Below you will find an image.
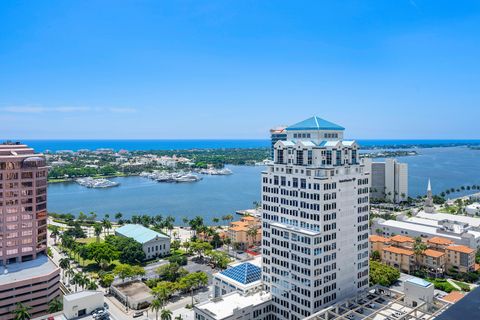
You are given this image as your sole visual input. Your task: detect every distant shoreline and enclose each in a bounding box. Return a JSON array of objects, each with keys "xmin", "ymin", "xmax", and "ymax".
[{"xmin": 4, "ymin": 139, "xmax": 480, "ymax": 153}]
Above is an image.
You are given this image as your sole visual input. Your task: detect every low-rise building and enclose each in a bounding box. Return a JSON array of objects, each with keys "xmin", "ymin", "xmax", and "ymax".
[
  {"xmin": 466, "ymin": 203, "xmax": 480, "ymax": 216},
  {"xmin": 403, "ymin": 278, "xmax": 435, "ymax": 312},
  {"xmin": 115, "ymin": 224, "xmax": 170, "ymax": 259},
  {"xmin": 213, "ymin": 261, "xmax": 262, "ymax": 298},
  {"xmin": 382, "ymin": 246, "xmax": 415, "ymax": 273},
  {"xmin": 371, "ymin": 214, "xmax": 480, "ymax": 249},
  {"xmin": 370, "ymin": 234, "xmax": 476, "ymax": 276},
  {"xmin": 63, "ymin": 291, "xmax": 104, "ymax": 319},
  {"xmin": 369, "ymin": 235, "xmax": 390, "ymax": 254},
  {"xmin": 194, "ymin": 291, "xmax": 273, "ymax": 320},
  {"xmin": 227, "ymin": 216, "xmax": 261, "ymax": 249},
  {"xmin": 445, "ymin": 245, "xmax": 476, "ymax": 273}
]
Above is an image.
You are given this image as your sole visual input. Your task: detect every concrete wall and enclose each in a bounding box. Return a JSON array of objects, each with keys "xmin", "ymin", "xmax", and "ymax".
[{"xmin": 63, "ymin": 291, "xmax": 104, "ymax": 319}]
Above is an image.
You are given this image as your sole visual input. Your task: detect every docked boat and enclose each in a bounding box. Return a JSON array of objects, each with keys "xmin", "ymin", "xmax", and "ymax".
[{"xmin": 75, "ymin": 177, "xmax": 119, "ymax": 188}]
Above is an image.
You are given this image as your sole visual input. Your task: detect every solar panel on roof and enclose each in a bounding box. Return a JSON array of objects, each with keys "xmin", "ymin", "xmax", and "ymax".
[{"xmin": 220, "ymin": 263, "xmax": 261, "ymax": 285}]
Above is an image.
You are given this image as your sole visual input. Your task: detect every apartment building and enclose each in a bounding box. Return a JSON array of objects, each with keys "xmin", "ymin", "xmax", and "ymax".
[
  {"xmin": 363, "ymin": 158, "xmax": 408, "ymax": 203},
  {"xmin": 262, "ymin": 116, "xmax": 370, "ymax": 320},
  {"xmin": 0, "ymin": 143, "xmax": 60, "ymax": 319},
  {"xmin": 445, "ymin": 245, "xmax": 476, "ymax": 273},
  {"xmin": 370, "ymin": 234, "xmax": 477, "ymax": 276},
  {"xmin": 227, "ymin": 216, "xmax": 261, "ymax": 249},
  {"xmin": 381, "ymin": 246, "xmax": 415, "ymax": 273}
]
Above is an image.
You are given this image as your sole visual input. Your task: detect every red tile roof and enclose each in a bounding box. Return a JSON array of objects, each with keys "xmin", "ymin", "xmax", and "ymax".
[{"xmin": 390, "ymin": 235, "xmax": 414, "ymax": 243}]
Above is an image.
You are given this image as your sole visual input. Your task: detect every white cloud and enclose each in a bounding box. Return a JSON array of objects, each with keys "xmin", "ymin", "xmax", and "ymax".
[
  {"xmin": 2, "ymin": 106, "xmax": 47, "ymax": 113},
  {"xmin": 109, "ymin": 107, "xmax": 137, "ymax": 113},
  {"xmin": 1, "ymin": 106, "xmax": 137, "ymax": 114},
  {"xmin": 1, "ymin": 106, "xmax": 91, "ymax": 113},
  {"xmin": 55, "ymin": 106, "xmax": 91, "ymax": 112}
]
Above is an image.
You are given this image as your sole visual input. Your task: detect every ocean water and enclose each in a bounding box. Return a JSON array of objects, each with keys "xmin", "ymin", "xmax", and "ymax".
[
  {"xmin": 9, "ymin": 139, "xmax": 480, "ymax": 152},
  {"xmin": 46, "ymin": 147, "xmax": 480, "ymax": 223}
]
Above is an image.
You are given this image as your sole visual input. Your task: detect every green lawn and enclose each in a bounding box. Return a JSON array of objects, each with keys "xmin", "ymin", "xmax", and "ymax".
[
  {"xmin": 426, "ymin": 278, "xmax": 456, "ymax": 293},
  {"xmin": 452, "ymin": 280, "xmax": 471, "ymax": 291},
  {"xmin": 75, "ymin": 237, "xmax": 97, "ymax": 244},
  {"xmin": 438, "ymin": 206, "xmax": 460, "ymax": 214}
]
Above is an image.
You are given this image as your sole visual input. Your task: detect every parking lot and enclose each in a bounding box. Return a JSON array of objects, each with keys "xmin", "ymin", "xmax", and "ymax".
[{"xmin": 305, "ymin": 286, "xmax": 451, "ymax": 320}]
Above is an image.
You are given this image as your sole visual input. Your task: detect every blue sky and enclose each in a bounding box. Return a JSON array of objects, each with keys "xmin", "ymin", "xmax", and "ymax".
[{"xmin": 1, "ymin": 1, "xmax": 480, "ymax": 139}]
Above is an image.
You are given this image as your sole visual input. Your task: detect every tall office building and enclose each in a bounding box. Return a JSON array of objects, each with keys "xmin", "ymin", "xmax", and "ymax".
[
  {"xmin": 0, "ymin": 143, "xmax": 60, "ymax": 319},
  {"xmin": 270, "ymin": 127, "xmax": 287, "ymax": 160},
  {"xmin": 364, "ymin": 158, "xmax": 408, "ymax": 203},
  {"xmin": 262, "ymin": 117, "xmax": 370, "ymax": 320}
]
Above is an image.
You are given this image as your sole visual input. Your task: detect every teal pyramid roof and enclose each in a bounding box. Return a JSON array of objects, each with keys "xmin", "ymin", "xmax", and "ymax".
[{"xmin": 286, "ymin": 116, "xmax": 344, "ymax": 131}]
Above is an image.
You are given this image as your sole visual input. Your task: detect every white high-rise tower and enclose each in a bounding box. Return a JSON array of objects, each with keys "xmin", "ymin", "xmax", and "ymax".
[{"xmin": 261, "ymin": 117, "xmax": 370, "ymax": 320}]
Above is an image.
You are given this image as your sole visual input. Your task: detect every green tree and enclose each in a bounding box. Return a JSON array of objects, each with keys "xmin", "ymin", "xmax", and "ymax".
[
  {"xmin": 59, "ymin": 258, "xmax": 70, "ymax": 279},
  {"xmin": 190, "ymin": 241, "xmax": 212, "ymax": 260},
  {"xmin": 207, "ymin": 250, "xmax": 231, "ymax": 269},
  {"xmin": 100, "ymin": 273, "xmax": 115, "ymax": 288},
  {"xmin": 86, "ymin": 242, "xmax": 117, "ymax": 268},
  {"xmin": 177, "ymin": 272, "xmax": 208, "ymax": 305},
  {"xmin": 13, "ymin": 303, "xmax": 31, "ymax": 320},
  {"xmin": 50, "ymin": 225, "xmax": 61, "ymax": 245},
  {"xmin": 48, "ymin": 298, "xmax": 63, "ymax": 313},
  {"xmin": 370, "ymin": 261, "xmax": 400, "ymax": 286},
  {"xmin": 114, "ymin": 264, "xmax": 145, "ymax": 282},
  {"xmin": 87, "ymin": 280, "xmax": 98, "ymax": 290},
  {"xmin": 156, "ymin": 263, "xmax": 187, "ymax": 282},
  {"xmin": 371, "ymin": 250, "xmax": 381, "ymax": 261},
  {"xmin": 102, "ymin": 218, "xmax": 112, "ymax": 237},
  {"xmin": 93, "ymin": 223, "xmax": 103, "ymax": 242},
  {"xmin": 160, "ymin": 309, "xmax": 173, "ymax": 320},
  {"xmin": 150, "ymin": 298, "xmax": 162, "ymax": 320},
  {"xmin": 105, "ymin": 235, "xmax": 145, "ymax": 264}
]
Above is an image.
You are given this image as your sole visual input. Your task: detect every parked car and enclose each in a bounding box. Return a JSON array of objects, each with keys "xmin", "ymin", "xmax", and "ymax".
[{"xmin": 133, "ymin": 311, "xmax": 144, "ymax": 318}]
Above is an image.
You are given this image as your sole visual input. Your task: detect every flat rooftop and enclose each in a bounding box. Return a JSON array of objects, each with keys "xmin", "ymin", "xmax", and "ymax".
[
  {"xmin": 0, "ymin": 255, "xmax": 58, "ymax": 285},
  {"xmin": 305, "ymin": 286, "xmax": 451, "ymax": 320},
  {"xmin": 114, "ymin": 281, "xmax": 152, "ymax": 301},
  {"xmin": 195, "ymin": 291, "xmax": 271, "ymax": 319},
  {"xmin": 417, "ymin": 212, "xmax": 480, "ymax": 228},
  {"xmin": 271, "ymin": 222, "xmax": 321, "ymax": 236},
  {"xmin": 378, "ymin": 220, "xmax": 463, "ymax": 241}
]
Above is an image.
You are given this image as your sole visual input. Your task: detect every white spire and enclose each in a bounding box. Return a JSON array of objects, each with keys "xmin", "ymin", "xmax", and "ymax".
[{"xmin": 427, "ymin": 179, "xmax": 431, "ymax": 192}]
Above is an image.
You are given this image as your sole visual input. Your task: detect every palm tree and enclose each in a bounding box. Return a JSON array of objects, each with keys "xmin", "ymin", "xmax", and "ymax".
[
  {"xmin": 189, "ymin": 216, "xmax": 204, "ymax": 239},
  {"xmin": 59, "ymin": 258, "xmax": 70, "ymax": 280},
  {"xmin": 212, "ymin": 217, "xmax": 220, "ymax": 225},
  {"xmin": 93, "ymin": 223, "xmax": 103, "ymax": 242},
  {"xmin": 115, "ymin": 212, "xmax": 123, "ymax": 221},
  {"xmin": 182, "ymin": 217, "xmax": 189, "ymax": 225},
  {"xmin": 72, "ymin": 273, "xmax": 83, "ymax": 292},
  {"xmin": 80, "ymin": 273, "xmax": 90, "ymax": 290},
  {"xmin": 50, "ymin": 226, "xmax": 61, "ymax": 245},
  {"xmin": 150, "ymin": 298, "xmax": 162, "ymax": 320},
  {"xmin": 87, "ymin": 280, "xmax": 98, "ymax": 290},
  {"xmin": 102, "ymin": 218, "xmax": 112, "ymax": 237},
  {"xmin": 13, "ymin": 303, "xmax": 31, "ymax": 320},
  {"xmin": 65, "ymin": 267, "xmax": 75, "ymax": 284},
  {"xmin": 160, "ymin": 309, "xmax": 172, "ymax": 320},
  {"xmin": 48, "ymin": 298, "xmax": 63, "ymax": 313},
  {"xmin": 246, "ymin": 226, "xmax": 259, "ymax": 247},
  {"xmin": 413, "ymin": 237, "xmax": 427, "ymax": 269}
]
